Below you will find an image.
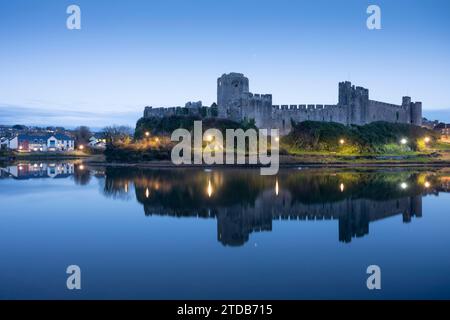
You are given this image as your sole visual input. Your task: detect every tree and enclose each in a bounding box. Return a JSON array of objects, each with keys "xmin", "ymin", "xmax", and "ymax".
[
  {"xmin": 102, "ymin": 125, "xmax": 134, "ymax": 143},
  {"xmin": 210, "ymin": 103, "xmax": 218, "ymax": 117},
  {"xmin": 12, "ymin": 124, "xmax": 27, "ymax": 130},
  {"xmin": 73, "ymin": 126, "xmax": 92, "ymax": 145}
]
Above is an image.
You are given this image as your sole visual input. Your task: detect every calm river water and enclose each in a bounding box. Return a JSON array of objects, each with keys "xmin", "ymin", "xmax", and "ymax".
[{"xmin": 1, "ymin": 162, "xmax": 449, "ymax": 299}]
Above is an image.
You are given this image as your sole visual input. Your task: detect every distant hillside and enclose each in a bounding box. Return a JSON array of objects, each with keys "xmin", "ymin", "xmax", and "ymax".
[{"xmin": 282, "ymin": 121, "xmax": 439, "ymax": 154}]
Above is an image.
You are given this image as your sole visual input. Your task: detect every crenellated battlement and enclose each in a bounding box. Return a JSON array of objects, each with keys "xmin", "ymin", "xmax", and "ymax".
[
  {"xmin": 272, "ymin": 104, "xmax": 339, "ymax": 111},
  {"xmin": 143, "ymin": 73, "xmax": 423, "ymax": 135},
  {"xmin": 144, "ymin": 101, "xmax": 209, "ymax": 119}
]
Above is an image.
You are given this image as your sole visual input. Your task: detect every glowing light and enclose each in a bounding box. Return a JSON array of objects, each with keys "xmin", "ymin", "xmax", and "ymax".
[
  {"xmin": 145, "ymin": 132, "xmax": 150, "ymax": 137},
  {"xmin": 206, "ymin": 135, "xmax": 213, "ymax": 142},
  {"xmin": 79, "ymin": 165, "xmax": 85, "ymax": 170},
  {"xmin": 19, "ymin": 146, "xmax": 23, "ymax": 150},
  {"xmin": 424, "ymin": 181, "xmax": 431, "ymax": 188},
  {"xmin": 275, "ymin": 137, "xmax": 280, "ymax": 142},
  {"xmin": 33, "ymin": 164, "xmax": 38, "ymax": 168},
  {"xmin": 400, "ymin": 138, "xmax": 408, "ymax": 145},
  {"xmin": 339, "ymin": 139, "xmax": 345, "ymax": 145},
  {"xmin": 340, "ymin": 183, "xmax": 345, "ymax": 192},
  {"xmin": 124, "ymin": 184, "xmax": 128, "ymax": 193},
  {"xmin": 154, "ymin": 137, "xmax": 160, "ymax": 143},
  {"xmin": 424, "ymin": 137, "xmax": 431, "ymax": 143},
  {"xmin": 79, "ymin": 145, "xmax": 85, "ymax": 150},
  {"xmin": 275, "ymin": 179, "xmax": 279, "ymax": 196},
  {"xmin": 207, "ymin": 179, "xmax": 213, "ymax": 198},
  {"xmin": 145, "ymin": 188, "xmax": 150, "ymax": 198},
  {"xmin": 18, "ymin": 166, "xmax": 23, "ymax": 171},
  {"xmin": 400, "ymin": 182, "xmax": 408, "ymax": 190}
]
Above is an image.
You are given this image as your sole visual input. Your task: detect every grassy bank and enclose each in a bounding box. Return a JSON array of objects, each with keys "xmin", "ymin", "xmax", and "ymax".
[{"xmin": 5, "ymin": 150, "xmax": 91, "ymax": 161}]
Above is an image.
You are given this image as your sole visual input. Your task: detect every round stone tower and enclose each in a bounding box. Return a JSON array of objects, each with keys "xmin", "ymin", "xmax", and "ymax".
[
  {"xmin": 410, "ymin": 102, "xmax": 422, "ymax": 126},
  {"xmin": 217, "ymin": 73, "xmax": 249, "ymax": 118}
]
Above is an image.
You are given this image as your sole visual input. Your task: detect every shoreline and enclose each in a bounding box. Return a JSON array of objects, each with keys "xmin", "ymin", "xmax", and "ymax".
[
  {"xmin": 3, "ymin": 153, "xmax": 450, "ymax": 169},
  {"xmin": 84, "ymin": 159, "xmax": 450, "ymax": 169}
]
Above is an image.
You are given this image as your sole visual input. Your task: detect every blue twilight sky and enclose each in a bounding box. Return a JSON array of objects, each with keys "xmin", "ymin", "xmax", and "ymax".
[{"xmin": 0, "ymin": 0, "xmax": 450, "ymax": 128}]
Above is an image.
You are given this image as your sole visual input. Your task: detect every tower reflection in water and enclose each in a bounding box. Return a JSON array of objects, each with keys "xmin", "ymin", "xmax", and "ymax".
[{"xmin": 100, "ymin": 167, "xmax": 448, "ymax": 246}]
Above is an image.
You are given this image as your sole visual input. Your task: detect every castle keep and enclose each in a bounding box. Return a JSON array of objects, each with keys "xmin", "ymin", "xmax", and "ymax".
[{"xmin": 144, "ymin": 72, "xmax": 422, "ymax": 135}]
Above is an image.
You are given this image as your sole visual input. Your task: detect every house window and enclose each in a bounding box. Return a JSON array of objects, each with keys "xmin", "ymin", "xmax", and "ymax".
[{"xmin": 49, "ymin": 140, "xmax": 56, "ymax": 147}]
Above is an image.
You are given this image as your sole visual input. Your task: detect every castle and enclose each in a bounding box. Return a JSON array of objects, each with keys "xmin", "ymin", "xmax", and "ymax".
[{"xmin": 144, "ymin": 72, "xmax": 422, "ymax": 135}]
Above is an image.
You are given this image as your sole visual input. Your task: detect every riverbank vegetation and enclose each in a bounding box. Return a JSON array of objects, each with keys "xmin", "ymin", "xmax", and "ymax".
[
  {"xmin": 282, "ymin": 121, "xmax": 440, "ymax": 155},
  {"xmin": 134, "ymin": 115, "xmax": 256, "ymax": 139},
  {"xmin": 103, "ymin": 118, "xmax": 449, "ymax": 164},
  {"xmin": 105, "ymin": 116, "xmax": 257, "ymax": 162}
]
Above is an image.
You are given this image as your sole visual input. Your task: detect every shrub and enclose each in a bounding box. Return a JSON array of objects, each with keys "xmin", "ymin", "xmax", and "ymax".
[{"xmin": 284, "ymin": 121, "xmax": 438, "ymax": 154}]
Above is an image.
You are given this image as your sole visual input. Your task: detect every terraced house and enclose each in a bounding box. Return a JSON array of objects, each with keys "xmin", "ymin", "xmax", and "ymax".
[{"xmin": 7, "ymin": 133, "xmax": 75, "ymax": 152}]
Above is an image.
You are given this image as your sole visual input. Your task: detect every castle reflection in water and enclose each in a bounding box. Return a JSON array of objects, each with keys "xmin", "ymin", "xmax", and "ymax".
[
  {"xmin": 98, "ymin": 167, "xmax": 449, "ymax": 246},
  {"xmin": 2, "ymin": 163, "xmax": 449, "ymax": 246}
]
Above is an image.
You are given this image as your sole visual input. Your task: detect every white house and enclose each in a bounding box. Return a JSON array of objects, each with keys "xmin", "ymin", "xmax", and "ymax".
[
  {"xmin": 88, "ymin": 135, "xmax": 106, "ymax": 149},
  {"xmin": 0, "ymin": 137, "xmax": 8, "ymax": 149},
  {"xmin": 8, "ymin": 133, "xmax": 75, "ymax": 152},
  {"xmin": 0, "ymin": 163, "xmax": 75, "ymax": 179}
]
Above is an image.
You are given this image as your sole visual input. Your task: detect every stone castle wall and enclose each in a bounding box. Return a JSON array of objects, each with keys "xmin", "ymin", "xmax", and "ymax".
[
  {"xmin": 216, "ymin": 74, "xmax": 422, "ymax": 135},
  {"xmin": 143, "ymin": 73, "xmax": 423, "ymax": 135}
]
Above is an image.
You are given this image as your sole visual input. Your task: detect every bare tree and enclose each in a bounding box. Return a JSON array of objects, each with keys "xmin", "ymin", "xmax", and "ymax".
[
  {"xmin": 73, "ymin": 126, "xmax": 92, "ymax": 145},
  {"xmin": 102, "ymin": 125, "xmax": 134, "ymax": 143}
]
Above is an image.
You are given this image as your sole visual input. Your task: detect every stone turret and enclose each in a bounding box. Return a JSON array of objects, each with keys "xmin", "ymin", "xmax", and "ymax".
[
  {"xmin": 217, "ymin": 73, "xmax": 273, "ymax": 125},
  {"xmin": 402, "ymin": 96, "xmax": 422, "ymax": 126},
  {"xmin": 338, "ymin": 81, "xmax": 369, "ymax": 125},
  {"xmin": 410, "ymin": 101, "xmax": 422, "ymax": 126},
  {"xmin": 338, "ymin": 81, "xmax": 352, "ymax": 106},
  {"xmin": 217, "ymin": 73, "xmax": 249, "ymax": 118},
  {"xmin": 402, "ymin": 96, "xmax": 412, "ymax": 107}
]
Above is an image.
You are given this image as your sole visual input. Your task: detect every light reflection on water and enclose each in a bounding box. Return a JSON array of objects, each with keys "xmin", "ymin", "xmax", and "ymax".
[{"xmin": 0, "ymin": 162, "xmax": 450, "ymax": 299}]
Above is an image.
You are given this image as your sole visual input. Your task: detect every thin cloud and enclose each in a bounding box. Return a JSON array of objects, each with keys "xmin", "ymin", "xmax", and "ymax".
[{"xmin": 0, "ymin": 104, "xmax": 141, "ymax": 130}]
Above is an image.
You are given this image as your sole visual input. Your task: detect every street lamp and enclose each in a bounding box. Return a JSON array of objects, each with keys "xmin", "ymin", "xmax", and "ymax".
[
  {"xmin": 339, "ymin": 139, "xmax": 345, "ymax": 145},
  {"xmin": 424, "ymin": 137, "xmax": 431, "ymax": 143},
  {"xmin": 78, "ymin": 145, "xmax": 84, "ymax": 150},
  {"xmin": 400, "ymin": 138, "xmax": 408, "ymax": 145},
  {"xmin": 145, "ymin": 131, "xmax": 150, "ymax": 138}
]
